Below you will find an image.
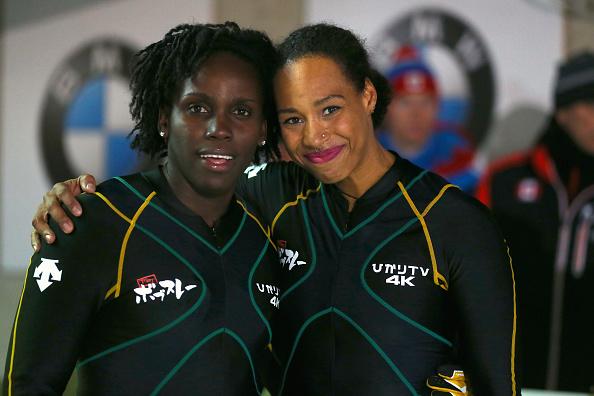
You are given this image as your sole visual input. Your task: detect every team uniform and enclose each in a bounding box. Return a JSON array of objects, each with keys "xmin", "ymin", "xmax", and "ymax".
[
  {"xmin": 239, "ymin": 154, "xmax": 519, "ymax": 395},
  {"xmin": 4, "ymin": 168, "xmax": 279, "ymax": 395},
  {"xmin": 477, "ymin": 121, "xmax": 594, "ymax": 392}
]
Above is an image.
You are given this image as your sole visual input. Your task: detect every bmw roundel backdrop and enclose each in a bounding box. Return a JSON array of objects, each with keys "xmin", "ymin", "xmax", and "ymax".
[
  {"xmin": 1, "ymin": 0, "xmax": 214, "ymax": 272},
  {"xmin": 1, "ymin": 0, "xmax": 562, "ymax": 272},
  {"xmin": 39, "ymin": 38, "xmax": 143, "ymax": 183}
]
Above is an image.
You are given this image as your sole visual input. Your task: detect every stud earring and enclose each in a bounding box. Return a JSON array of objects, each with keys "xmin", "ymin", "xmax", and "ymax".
[
  {"xmin": 259, "ymin": 140, "xmax": 266, "ymax": 147},
  {"xmin": 159, "ymin": 130, "xmax": 166, "ymax": 137}
]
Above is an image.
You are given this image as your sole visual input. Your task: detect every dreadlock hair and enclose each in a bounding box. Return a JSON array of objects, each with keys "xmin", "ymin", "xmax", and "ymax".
[
  {"xmin": 276, "ymin": 23, "xmax": 391, "ymax": 129},
  {"xmin": 128, "ymin": 21, "xmax": 280, "ymax": 163}
]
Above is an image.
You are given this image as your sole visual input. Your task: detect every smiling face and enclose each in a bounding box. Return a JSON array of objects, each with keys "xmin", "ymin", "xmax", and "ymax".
[
  {"xmin": 162, "ymin": 51, "xmax": 266, "ymax": 201},
  {"xmin": 274, "ymin": 55, "xmax": 377, "ymax": 184}
]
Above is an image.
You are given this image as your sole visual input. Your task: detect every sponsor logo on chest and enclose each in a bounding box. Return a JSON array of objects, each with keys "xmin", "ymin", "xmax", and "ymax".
[
  {"xmin": 134, "ymin": 274, "xmax": 197, "ymax": 304},
  {"xmin": 371, "ymin": 263, "xmax": 431, "ymax": 287},
  {"xmin": 277, "ymin": 240, "xmax": 307, "ymax": 271},
  {"xmin": 256, "ymin": 283, "xmax": 281, "ymax": 308}
]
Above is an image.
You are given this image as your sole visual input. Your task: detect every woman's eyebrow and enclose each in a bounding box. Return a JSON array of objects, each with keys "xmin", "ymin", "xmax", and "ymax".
[{"xmin": 314, "ymin": 94, "xmax": 344, "ymax": 107}]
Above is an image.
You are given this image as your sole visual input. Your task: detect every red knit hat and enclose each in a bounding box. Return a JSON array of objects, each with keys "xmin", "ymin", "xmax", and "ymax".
[{"xmin": 387, "ymin": 45, "xmax": 438, "ymax": 97}]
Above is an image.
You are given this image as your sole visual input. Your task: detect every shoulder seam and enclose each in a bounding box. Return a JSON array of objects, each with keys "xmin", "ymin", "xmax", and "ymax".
[
  {"xmin": 93, "ymin": 192, "xmax": 133, "ymax": 223},
  {"xmin": 270, "ymin": 183, "xmax": 322, "ymax": 236},
  {"xmin": 104, "ymin": 191, "xmax": 157, "ymax": 300},
  {"xmin": 422, "ymin": 184, "xmax": 458, "ymax": 217},
  {"xmin": 236, "ymin": 200, "xmax": 277, "ymax": 250}
]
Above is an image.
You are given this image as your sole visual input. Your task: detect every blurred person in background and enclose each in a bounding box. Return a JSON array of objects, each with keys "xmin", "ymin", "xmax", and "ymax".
[
  {"xmin": 377, "ymin": 46, "xmax": 478, "ymax": 194},
  {"xmin": 477, "ymin": 52, "xmax": 594, "ymax": 393}
]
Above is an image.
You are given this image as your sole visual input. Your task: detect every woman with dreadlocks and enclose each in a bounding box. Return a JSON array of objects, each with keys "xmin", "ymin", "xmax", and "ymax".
[{"xmin": 4, "ymin": 22, "xmax": 280, "ymax": 395}]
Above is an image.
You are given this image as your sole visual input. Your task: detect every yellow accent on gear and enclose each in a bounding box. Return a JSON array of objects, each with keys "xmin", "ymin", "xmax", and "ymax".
[
  {"xmin": 7, "ymin": 258, "xmax": 33, "ymax": 396},
  {"xmin": 271, "ymin": 184, "xmax": 321, "ymax": 235},
  {"xmin": 398, "ymin": 182, "xmax": 453, "ymax": 291},
  {"xmin": 236, "ymin": 200, "xmax": 276, "ymax": 251},
  {"xmin": 94, "ymin": 191, "xmax": 156, "ymax": 299},
  {"xmin": 507, "ymin": 244, "xmax": 518, "ymax": 396}
]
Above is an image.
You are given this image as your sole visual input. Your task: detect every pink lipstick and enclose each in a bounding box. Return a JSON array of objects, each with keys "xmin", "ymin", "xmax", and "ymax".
[{"xmin": 304, "ymin": 145, "xmax": 345, "ymax": 164}]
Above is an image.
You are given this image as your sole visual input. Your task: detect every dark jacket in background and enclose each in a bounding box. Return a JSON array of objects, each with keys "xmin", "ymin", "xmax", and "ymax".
[{"xmin": 477, "ymin": 119, "xmax": 594, "ymax": 392}]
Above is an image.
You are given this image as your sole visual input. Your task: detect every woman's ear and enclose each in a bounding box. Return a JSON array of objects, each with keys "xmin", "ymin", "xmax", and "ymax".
[
  {"xmin": 259, "ymin": 120, "xmax": 268, "ymax": 147},
  {"xmin": 158, "ymin": 110, "xmax": 169, "ymax": 141},
  {"xmin": 363, "ymin": 78, "xmax": 378, "ymax": 115}
]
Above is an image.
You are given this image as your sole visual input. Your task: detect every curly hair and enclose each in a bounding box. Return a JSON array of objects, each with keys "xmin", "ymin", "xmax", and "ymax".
[
  {"xmin": 128, "ymin": 22, "xmax": 280, "ymax": 162},
  {"xmin": 276, "ymin": 23, "xmax": 391, "ymax": 129}
]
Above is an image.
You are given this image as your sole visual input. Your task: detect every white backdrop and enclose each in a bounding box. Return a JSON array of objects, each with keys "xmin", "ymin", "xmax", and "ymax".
[{"xmin": 1, "ymin": 0, "xmax": 214, "ymax": 272}]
